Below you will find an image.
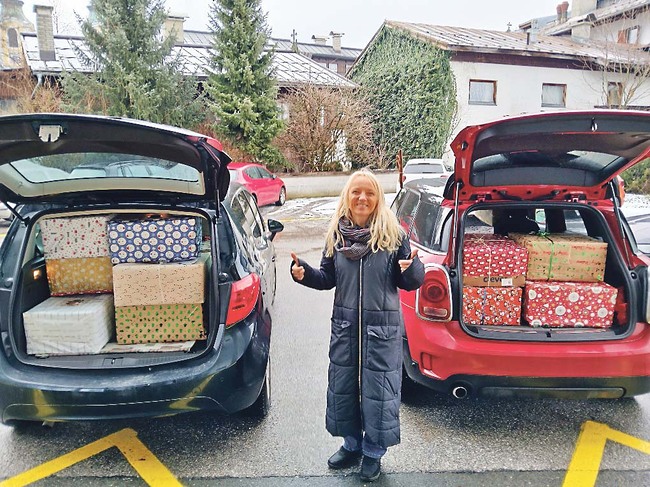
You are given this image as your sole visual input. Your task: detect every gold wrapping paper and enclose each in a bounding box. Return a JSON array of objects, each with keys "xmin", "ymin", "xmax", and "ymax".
[
  {"xmin": 46, "ymin": 257, "xmax": 113, "ymax": 296},
  {"xmin": 509, "ymin": 233, "xmax": 607, "ymax": 282},
  {"xmin": 112, "ymin": 259, "xmax": 206, "ymax": 307},
  {"xmin": 115, "ymin": 303, "xmax": 205, "ymax": 344}
]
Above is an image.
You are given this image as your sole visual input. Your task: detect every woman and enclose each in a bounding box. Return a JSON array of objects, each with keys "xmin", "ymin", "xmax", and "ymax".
[{"xmin": 290, "ymin": 169, "xmax": 424, "ymax": 482}]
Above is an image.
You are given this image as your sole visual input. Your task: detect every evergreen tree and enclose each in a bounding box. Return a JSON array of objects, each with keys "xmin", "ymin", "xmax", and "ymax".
[
  {"xmin": 207, "ymin": 0, "xmax": 283, "ymax": 165},
  {"xmin": 62, "ymin": 0, "xmax": 204, "ymax": 128}
]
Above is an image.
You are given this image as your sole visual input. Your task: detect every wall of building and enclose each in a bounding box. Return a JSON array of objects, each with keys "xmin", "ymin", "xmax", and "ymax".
[
  {"xmin": 588, "ymin": 9, "xmax": 650, "ymax": 44},
  {"xmin": 442, "ymin": 58, "xmax": 650, "ymax": 162}
]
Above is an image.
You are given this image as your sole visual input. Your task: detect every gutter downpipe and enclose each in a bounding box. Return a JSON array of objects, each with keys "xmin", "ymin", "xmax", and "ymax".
[{"xmin": 30, "ymin": 73, "xmax": 43, "ymax": 99}]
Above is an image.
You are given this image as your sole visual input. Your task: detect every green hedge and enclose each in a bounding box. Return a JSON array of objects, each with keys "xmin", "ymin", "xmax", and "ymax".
[
  {"xmin": 349, "ymin": 27, "xmax": 457, "ymax": 164},
  {"xmin": 622, "ymin": 159, "xmax": 650, "ymax": 194}
]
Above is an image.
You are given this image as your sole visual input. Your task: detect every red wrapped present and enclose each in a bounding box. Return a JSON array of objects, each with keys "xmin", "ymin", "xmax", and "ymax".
[
  {"xmin": 462, "ymin": 286, "xmax": 523, "ymax": 326},
  {"xmin": 523, "ymin": 281, "xmax": 618, "ymax": 328},
  {"xmin": 463, "ymin": 234, "xmax": 528, "ymax": 287}
]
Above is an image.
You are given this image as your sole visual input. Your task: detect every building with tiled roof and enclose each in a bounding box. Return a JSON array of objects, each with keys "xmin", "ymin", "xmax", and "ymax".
[
  {"xmin": 350, "ymin": 1, "xmax": 650, "ymax": 163},
  {"xmin": 0, "ymin": 1, "xmax": 356, "ymax": 112}
]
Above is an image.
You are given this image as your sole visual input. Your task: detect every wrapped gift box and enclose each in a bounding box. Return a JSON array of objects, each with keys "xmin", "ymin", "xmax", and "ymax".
[
  {"xmin": 463, "ymin": 234, "xmax": 528, "ymax": 287},
  {"xmin": 23, "ymin": 295, "xmax": 114, "ymax": 355},
  {"xmin": 510, "ymin": 233, "xmax": 607, "ymax": 282},
  {"xmin": 462, "ymin": 286, "xmax": 523, "ymax": 326},
  {"xmin": 112, "ymin": 258, "xmax": 206, "ymax": 307},
  {"xmin": 115, "ymin": 303, "xmax": 205, "ymax": 344},
  {"xmin": 108, "ymin": 216, "xmax": 202, "ymax": 264},
  {"xmin": 41, "ymin": 215, "xmax": 112, "ymax": 259},
  {"xmin": 523, "ymin": 281, "xmax": 618, "ymax": 328},
  {"xmin": 46, "ymin": 257, "xmax": 113, "ymax": 296}
]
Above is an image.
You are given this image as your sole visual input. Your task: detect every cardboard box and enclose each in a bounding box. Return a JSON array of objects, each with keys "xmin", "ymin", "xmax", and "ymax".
[
  {"xmin": 41, "ymin": 215, "xmax": 111, "ymax": 259},
  {"xmin": 463, "ymin": 234, "xmax": 528, "ymax": 287},
  {"xmin": 46, "ymin": 257, "xmax": 113, "ymax": 296},
  {"xmin": 510, "ymin": 233, "xmax": 607, "ymax": 282},
  {"xmin": 112, "ymin": 258, "xmax": 206, "ymax": 307},
  {"xmin": 462, "ymin": 286, "xmax": 523, "ymax": 326},
  {"xmin": 23, "ymin": 295, "xmax": 114, "ymax": 355},
  {"xmin": 108, "ymin": 216, "xmax": 202, "ymax": 264},
  {"xmin": 115, "ymin": 303, "xmax": 205, "ymax": 344},
  {"xmin": 523, "ymin": 281, "xmax": 618, "ymax": 328}
]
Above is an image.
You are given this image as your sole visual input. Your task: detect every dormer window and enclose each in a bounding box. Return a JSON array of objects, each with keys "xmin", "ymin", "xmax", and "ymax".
[{"xmin": 617, "ymin": 26, "xmax": 639, "ymax": 44}]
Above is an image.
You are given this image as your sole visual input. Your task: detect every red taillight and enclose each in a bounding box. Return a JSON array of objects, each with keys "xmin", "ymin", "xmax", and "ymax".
[
  {"xmin": 417, "ymin": 265, "xmax": 452, "ymax": 321},
  {"xmin": 226, "ymin": 273, "xmax": 261, "ymax": 327},
  {"xmin": 401, "ymin": 175, "xmax": 406, "ymax": 182}
]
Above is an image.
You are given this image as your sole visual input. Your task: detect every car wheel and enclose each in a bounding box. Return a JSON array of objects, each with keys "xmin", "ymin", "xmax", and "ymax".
[
  {"xmin": 401, "ymin": 364, "xmax": 420, "ymax": 403},
  {"xmin": 275, "ymin": 187, "xmax": 286, "ymax": 206},
  {"xmin": 244, "ymin": 355, "xmax": 271, "ymax": 418}
]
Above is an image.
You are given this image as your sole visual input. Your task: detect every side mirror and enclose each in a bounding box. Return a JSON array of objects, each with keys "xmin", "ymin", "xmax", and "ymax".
[{"xmin": 267, "ymin": 218, "xmax": 284, "ymax": 240}]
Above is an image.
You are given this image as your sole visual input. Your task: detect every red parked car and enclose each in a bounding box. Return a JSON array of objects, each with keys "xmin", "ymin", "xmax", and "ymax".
[
  {"xmin": 393, "ymin": 110, "xmax": 650, "ymax": 400},
  {"xmin": 229, "ymin": 162, "xmax": 286, "ymax": 207}
]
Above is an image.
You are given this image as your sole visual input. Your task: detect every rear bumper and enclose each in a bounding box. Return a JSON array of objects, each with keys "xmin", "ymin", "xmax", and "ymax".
[
  {"xmin": 403, "ymin": 341, "xmax": 650, "ymax": 398},
  {"xmin": 402, "ymin": 312, "xmax": 650, "ymax": 398},
  {"xmin": 0, "ymin": 315, "xmax": 270, "ymax": 423}
]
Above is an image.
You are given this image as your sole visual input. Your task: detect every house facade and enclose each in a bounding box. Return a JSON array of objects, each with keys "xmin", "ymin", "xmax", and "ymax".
[{"xmin": 351, "ymin": 0, "xmax": 650, "ymax": 163}]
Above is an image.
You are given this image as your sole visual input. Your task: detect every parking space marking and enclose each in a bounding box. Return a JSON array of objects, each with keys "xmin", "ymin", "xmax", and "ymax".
[
  {"xmin": 563, "ymin": 420, "xmax": 650, "ymax": 486},
  {"xmin": 0, "ymin": 428, "xmax": 181, "ymax": 487}
]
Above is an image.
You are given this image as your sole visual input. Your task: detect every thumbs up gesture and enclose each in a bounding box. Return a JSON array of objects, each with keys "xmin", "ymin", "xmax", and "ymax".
[
  {"xmin": 398, "ymin": 249, "xmax": 418, "ymax": 273},
  {"xmin": 290, "ymin": 252, "xmax": 305, "ymax": 281}
]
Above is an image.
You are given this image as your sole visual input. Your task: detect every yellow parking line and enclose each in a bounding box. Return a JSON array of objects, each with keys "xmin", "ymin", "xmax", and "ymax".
[
  {"xmin": 563, "ymin": 420, "xmax": 650, "ymax": 486},
  {"xmin": 0, "ymin": 428, "xmax": 181, "ymax": 487}
]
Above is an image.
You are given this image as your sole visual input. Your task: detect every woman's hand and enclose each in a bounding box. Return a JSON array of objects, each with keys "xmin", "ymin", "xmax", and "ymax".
[
  {"xmin": 291, "ymin": 252, "xmax": 305, "ymax": 281},
  {"xmin": 398, "ymin": 249, "xmax": 418, "ymax": 272}
]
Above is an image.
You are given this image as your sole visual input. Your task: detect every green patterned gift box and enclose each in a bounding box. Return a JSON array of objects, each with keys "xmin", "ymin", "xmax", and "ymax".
[{"xmin": 115, "ymin": 303, "xmax": 206, "ymax": 344}]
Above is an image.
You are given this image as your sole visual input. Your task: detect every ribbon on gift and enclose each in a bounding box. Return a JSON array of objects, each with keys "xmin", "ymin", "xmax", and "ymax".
[{"xmin": 537, "ymin": 232, "xmax": 557, "ymax": 281}]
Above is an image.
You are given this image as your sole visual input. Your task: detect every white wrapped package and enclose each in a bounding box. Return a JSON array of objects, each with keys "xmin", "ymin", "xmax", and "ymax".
[
  {"xmin": 23, "ymin": 295, "xmax": 114, "ymax": 355},
  {"xmin": 41, "ymin": 215, "xmax": 112, "ymax": 260}
]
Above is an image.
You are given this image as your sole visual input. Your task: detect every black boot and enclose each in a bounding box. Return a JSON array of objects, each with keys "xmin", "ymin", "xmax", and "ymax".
[
  {"xmin": 327, "ymin": 446, "xmax": 362, "ymax": 469},
  {"xmin": 359, "ymin": 455, "xmax": 381, "ymax": 482}
]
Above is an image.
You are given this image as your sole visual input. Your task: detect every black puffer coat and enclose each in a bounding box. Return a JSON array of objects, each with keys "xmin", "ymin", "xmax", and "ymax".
[{"xmin": 294, "ymin": 237, "xmax": 424, "ymax": 449}]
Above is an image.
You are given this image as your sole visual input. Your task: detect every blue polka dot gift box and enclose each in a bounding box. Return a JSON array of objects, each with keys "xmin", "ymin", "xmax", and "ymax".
[{"xmin": 108, "ymin": 217, "xmax": 202, "ymax": 264}]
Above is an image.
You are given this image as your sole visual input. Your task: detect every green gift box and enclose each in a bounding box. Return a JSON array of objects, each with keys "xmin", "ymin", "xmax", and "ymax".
[{"xmin": 115, "ymin": 303, "xmax": 205, "ymax": 344}]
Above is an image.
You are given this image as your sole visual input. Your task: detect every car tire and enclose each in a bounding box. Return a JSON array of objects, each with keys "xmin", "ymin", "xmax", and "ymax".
[
  {"xmin": 244, "ymin": 355, "xmax": 271, "ymax": 418},
  {"xmin": 401, "ymin": 364, "xmax": 420, "ymax": 403},
  {"xmin": 275, "ymin": 187, "xmax": 286, "ymax": 206}
]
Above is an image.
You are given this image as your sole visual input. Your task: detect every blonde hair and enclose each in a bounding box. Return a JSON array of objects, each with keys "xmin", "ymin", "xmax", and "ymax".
[{"xmin": 325, "ymin": 169, "xmax": 402, "ymax": 257}]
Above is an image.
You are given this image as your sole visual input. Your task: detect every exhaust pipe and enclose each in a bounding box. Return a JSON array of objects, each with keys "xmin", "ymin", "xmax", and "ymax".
[{"xmin": 451, "ymin": 384, "xmax": 470, "ymax": 399}]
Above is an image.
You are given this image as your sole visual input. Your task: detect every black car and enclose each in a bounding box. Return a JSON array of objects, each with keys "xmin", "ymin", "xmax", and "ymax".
[{"xmin": 0, "ymin": 114, "xmax": 283, "ymax": 424}]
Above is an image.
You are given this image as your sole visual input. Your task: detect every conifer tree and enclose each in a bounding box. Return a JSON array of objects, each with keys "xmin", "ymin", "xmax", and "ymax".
[
  {"xmin": 206, "ymin": 0, "xmax": 283, "ymax": 165},
  {"xmin": 62, "ymin": 0, "xmax": 204, "ymax": 128}
]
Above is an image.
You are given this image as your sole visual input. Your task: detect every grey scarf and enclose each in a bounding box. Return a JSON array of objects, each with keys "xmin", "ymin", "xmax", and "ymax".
[{"xmin": 337, "ymin": 217, "xmax": 371, "ymax": 261}]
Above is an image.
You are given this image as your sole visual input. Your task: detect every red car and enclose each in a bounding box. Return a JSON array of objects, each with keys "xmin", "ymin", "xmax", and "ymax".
[
  {"xmin": 229, "ymin": 162, "xmax": 286, "ymax": 207},
  {"xmin": 393, "ymin": 110, "xmax": 650, "ymax": 400}
]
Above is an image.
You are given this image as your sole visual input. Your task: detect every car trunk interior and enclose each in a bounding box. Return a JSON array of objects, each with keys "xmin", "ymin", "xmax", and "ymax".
[
  {"xmin": 458, "ymin": 202, "xmax": 635, "ymax": 342},
  {"xmin": 10, "ymin": 207, "xmax": 220, "ymax": 369}
]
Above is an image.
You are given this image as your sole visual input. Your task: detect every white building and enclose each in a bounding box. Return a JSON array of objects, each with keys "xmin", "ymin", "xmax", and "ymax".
[{"xmin": 353, "ymin": 1, "xmax": 650, "ymax": 163}]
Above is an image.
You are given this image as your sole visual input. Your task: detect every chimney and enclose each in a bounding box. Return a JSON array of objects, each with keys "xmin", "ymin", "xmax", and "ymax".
[
  {"xmin": 572, "ymin": 0, "xmax": 597, "ymax": 18},
  {"xmin": 329, "ymin": 31, "xmax": 343, "ymax": 52},
  {"xmin": 164, "ymin": 13, "xmax": 185, "ymax": 45},
  {"xmin": 33, "ymin": 4, "xmax": 55, "ymax": 61},
  {"xmin": 527, "ymin": 19, "xmax": 539, "ymax": 45},
  {"xmin": 311, "ymin": 34, "xmax": 328, "ymax": 45},
  {"xmin": 557, "ymin": 2, "xmax": 569, "ymax": 23}
]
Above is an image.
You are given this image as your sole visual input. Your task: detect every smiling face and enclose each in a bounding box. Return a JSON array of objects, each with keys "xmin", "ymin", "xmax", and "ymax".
[{"xmin": 347, "ymin": 174, "xmax": 378, "ymax": 227}]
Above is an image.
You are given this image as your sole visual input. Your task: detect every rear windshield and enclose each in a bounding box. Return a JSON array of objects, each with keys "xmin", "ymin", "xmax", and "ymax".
[
  {"xmin": 8, "ymin": 154, "xmax": 200, "ymax": 184},
  {"xmin": 471, "ymin": 150, "xmax": 627, "ymax": 187}
]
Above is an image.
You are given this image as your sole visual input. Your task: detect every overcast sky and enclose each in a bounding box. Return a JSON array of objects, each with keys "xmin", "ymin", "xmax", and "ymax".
[{"xmin": 21, "ymin": 0, "xmax": 564, "ymax": 48}]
